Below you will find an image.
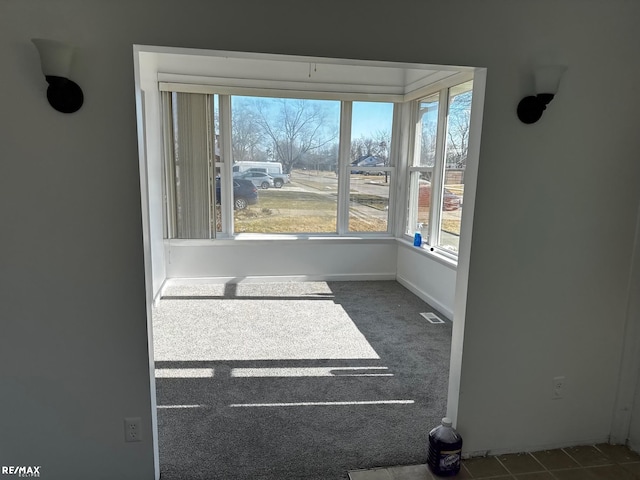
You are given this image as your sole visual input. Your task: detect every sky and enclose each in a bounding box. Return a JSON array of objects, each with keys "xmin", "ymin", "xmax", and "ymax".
[
  {"xmin": 351, "ymin": 101, "xmax": 394, "ymax": 139},
  {"xmin": 219, "ymin": 95, "xmax": 394, "ymax": 142}
]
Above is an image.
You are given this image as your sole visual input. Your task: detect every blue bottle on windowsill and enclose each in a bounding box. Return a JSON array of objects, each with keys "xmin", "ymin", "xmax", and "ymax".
[{"xmin": 413, "ymin": 231, "xmax": 422, "ymax": 247}]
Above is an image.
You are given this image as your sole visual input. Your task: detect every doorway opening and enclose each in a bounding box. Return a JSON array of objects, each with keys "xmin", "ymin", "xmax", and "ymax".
[{"xmin": 134, "ymin": 45, "xmax": 486, "ymax": 479}]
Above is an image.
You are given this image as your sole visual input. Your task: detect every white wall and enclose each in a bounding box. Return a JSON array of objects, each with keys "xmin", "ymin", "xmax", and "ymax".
[
  {"xmin": 396, "ymin": 244, "xmax": 457, "ymax": 319},
  {"xmin": 1, "ymin": 1, "xmax": 639, "ymax": 478},
  {"xmin": 136, "ymin": 51, "xmax": 167, "ymax": 302},
  {"xmin": 165, "ymin": 239, "xmax": 397, "ymax": 280}
]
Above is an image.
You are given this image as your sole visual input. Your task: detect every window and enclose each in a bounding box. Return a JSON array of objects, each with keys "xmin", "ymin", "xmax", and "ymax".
[
  {"xmin": 231, "ymin": 96, "xmax": 341, "ymax": 234},
  {"xmin": 159, "ymin": 57, "xmax": 475, "ymax": 261},
  {"xmin": 407, "ymin": 93, "xmax": 439, "ymax": 245},
  {"xmin": 407, "ymin": 80, "xmax": 473, "ymax": 257},
  {"xmin": 164, "ymin": 93, "xmax": 398, "ymax": 238},
  {"xmin": 348, "ymin": 101, "xmax": 394, "ymax": 233}
]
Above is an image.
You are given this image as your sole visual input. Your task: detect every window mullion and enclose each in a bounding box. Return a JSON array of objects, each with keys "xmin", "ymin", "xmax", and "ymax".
[
  {"xmin": 429, "ymin": 88, "xmax": 449, "ymax": 246},
  {"xmin": 404, "ymin": 101, "xmax": 420, "ymax": 237},
  {"xmin": 205, "ymin": 94, "xmax": 215, "ymax": 239},
  {"xmin": 387, "ymin": 103, "xmax": 400, "ymax": 234},
  {"xmin": 337, "ymin": 101, "xmax": 352, "ymax": 234}
]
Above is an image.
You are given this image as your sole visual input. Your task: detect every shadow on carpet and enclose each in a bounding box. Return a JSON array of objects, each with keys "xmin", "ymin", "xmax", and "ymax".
[{"xmin": 152, "ymin": 280, "xmax": 452, "ymax": 480}]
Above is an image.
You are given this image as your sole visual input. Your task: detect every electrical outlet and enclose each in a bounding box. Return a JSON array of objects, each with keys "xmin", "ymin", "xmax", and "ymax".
[
  {"xmin": 124, "ymin": 417, "xmax": 142, "ymax": 442},
  {"xmin": 552, "ymin": 376, "xmax": 565, "ymax": 399}
]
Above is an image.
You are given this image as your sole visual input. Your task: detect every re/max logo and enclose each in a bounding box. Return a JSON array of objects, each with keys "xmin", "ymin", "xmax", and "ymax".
[{"xmin": 1, "ymin": 466, "xmax": 40, "ymax": 477}]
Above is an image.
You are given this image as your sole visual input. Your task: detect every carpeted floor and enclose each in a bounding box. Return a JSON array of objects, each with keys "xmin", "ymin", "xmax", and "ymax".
[{"xmin": 152, "ymin": 280, "xmax": 452, "ymax": 480}]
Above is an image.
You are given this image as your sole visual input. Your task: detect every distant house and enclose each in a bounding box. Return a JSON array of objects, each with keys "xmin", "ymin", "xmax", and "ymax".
[{"xmin": 351, "ymin": 155, "xmax": 386, "ymax": 167}]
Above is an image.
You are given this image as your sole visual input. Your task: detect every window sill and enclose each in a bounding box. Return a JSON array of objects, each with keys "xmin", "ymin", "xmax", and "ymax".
[
  {"xmin": 166, "ymin": 235, "xmax": 397, "ymax": 246},
  {"xmin": 166, "ymin": 236, "xmax": 457, "ymax": 269},
  {"xmin": 396, "ymin": 238, "xmax": 458, "ymax": 270}
]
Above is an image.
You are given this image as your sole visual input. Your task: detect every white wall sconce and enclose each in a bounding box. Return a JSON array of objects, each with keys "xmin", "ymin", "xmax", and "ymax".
[
  {"xmin": 517, "ymin": 65, "xmax": 566, "ymax": 124},
  {"xmin": 32, "ymin": 39, "xmax": 84, "ymax": 114}
]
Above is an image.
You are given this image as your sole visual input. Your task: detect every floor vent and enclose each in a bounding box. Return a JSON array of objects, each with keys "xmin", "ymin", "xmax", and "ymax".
[{"xmin": 420, "ymin": 312, "xmax": 445, "ymax": 324}]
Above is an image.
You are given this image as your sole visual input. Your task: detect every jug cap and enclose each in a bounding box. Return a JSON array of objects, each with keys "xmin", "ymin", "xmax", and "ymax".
[{"xmin": 442, "ymin": 417, "xmax": 453, "ymax": 427}]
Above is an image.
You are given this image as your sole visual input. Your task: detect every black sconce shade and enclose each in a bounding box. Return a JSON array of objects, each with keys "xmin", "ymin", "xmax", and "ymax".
[
  {"xmin": 45, "ymin": 75, "xmax": 84, "ymax": 114},
  {"xmin": 517, "ymin": 66, "xmax": 566, "ymax": 124},
  {"xmin": 517, "ymin": 93, "xmax": 555, "ymax": 124}
]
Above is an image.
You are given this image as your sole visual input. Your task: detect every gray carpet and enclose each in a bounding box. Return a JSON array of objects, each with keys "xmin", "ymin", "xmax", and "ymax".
[{"xmin": 153, "ymin": 280, "xmax": 452, "ymax": 480}]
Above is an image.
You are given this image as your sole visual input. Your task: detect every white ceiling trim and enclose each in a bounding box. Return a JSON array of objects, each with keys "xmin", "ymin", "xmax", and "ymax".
[{"xmin": 140, "ymin": 45, "xmax": 475, "ymax": 102}]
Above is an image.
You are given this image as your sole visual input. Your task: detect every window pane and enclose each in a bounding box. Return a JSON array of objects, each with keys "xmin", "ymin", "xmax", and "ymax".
[
  {"xmin": 416, "ymin": 93, "xmax": 439, "ymax": 167},
  {"xmin": 349, "ymin": 171, "xmax": 391, "ymax": 232},
  {"xmin": 212, "ymin": 95, "xmax": 223, "ymax": 234},
  {"xmin": 349, "ymin": 101, "xmax": 393, "ymax": 232},
  {"xmin": 230, "ymin": 96, "xmax": 340, "ymax": 233},
  {"xmin": 232, "ymin": 172, "xmax": 338, "ymax": 233},
  {"xmin": 412, "ymin": 170, "xmax": 432, "ymax": 243},
  {"xmin": 406, "ymin": 94, "xmax": 439, "ymax": 240},
  {"xmin": 438, "ymin": 81, "xmax": 472, "ymax": 253},
  {"xmin": 350, "ymin": 101, "xmax": 393, "ymax": 167}
]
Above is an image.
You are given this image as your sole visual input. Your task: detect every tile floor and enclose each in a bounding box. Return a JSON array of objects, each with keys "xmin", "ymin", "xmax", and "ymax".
[{"xmin": 348, "ymin": 444, "xmax": 640, "ymax": 479}]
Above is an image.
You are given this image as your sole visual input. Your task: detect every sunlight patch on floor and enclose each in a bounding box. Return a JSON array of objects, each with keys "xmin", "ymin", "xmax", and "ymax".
[
  {"xmin": 228, "ymin": 400, "xmax": 415, "ymax": 408},
  {"xmin": 230, "ymin": 366, "xmax": 391, "ymax": 377},
  {"xmin": 155, "ymin": 368, "xmax": 215, "ymax": 378},
  {"xmin": 153, "ymin": 298, "xmax": 380, "ymax": 361}
]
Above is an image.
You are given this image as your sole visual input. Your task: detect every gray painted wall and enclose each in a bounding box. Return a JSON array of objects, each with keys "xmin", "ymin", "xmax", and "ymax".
[
  {"xmin": 623, "ymin": 206, "xmax": 640, "ymax": 450},
  {"xmin": 1, "ymin": 1, "xmax": 639, "ymax": 478}
]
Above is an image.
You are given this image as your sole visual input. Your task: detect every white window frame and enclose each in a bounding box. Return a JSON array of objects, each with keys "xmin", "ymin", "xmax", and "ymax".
[
  {"xmin": 163, "ymin": 88, "xmax": 399, "ymax": 238},
  {"xmin": 159, "ymin": 71, "xmax": 474, "ymax": 252},
  {"xmin": 405, "ymin": 73, "xmax": 474, "ymax": 261}
]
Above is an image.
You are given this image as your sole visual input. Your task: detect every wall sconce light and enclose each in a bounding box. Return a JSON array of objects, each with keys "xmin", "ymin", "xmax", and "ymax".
[
  {"xmin": 517, "ymin": 65, "xmax": 566, "ymax": 124},
  {"xmin": 32, "ymin": 39, "xmax": 84, "ymax": 114}
]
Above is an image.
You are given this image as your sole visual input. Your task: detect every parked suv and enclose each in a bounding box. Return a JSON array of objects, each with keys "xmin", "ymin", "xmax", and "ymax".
[
  {"xmin": 234, "ymin": 171, "xmax": 274, "ymax": 189},
  {"xmin": 245, "ymin": 167, "xmax": 291, "ymax": 188},
  {"xmin": 215, "ymin": 177, "xmax": 258, "ymax": 210}
]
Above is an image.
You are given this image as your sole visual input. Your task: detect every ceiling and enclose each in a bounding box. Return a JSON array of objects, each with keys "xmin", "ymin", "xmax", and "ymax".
[{"xmin": 138, "ymin": 45, "xmax": 473, "ymax": 99}]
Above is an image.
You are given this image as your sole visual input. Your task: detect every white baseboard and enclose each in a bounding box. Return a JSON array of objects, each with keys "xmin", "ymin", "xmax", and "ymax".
[
  {"xmin": 153, "ymin": 278, "xmax": 169, "ymax": 307},
  {"xmin": 396, "ymin": 275, "xmax": 453, "ymax": 321},
  {"xmin": 164, "ymin": 273, "xmax": 396, "ymax": 287}
]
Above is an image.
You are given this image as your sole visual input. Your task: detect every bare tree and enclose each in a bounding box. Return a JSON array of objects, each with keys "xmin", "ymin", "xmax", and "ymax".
[
  {"xmin": 351, "ymin": 130, "xmax": 391, "ymax": 164},
  {"xmin": 372, "ymin": 130, "xmax": 391, "ymax": 165},
  {"xmin": 416, "ymin": 98, "xmax": 439, "ymax": 168},
  {"xmin": 420, "ymin": 118, "xmax": 438, "ymax": 168},
  {"xmin": 252, "ymin": 98, "xmax": 337, "ymax": 173},
  {"xmin": 446, "ymin": 90, "xmax": 472, "ymax": 168},
  {"xmin": 231, "ymin": 101, "xmax": 265, "ymax": 162}
]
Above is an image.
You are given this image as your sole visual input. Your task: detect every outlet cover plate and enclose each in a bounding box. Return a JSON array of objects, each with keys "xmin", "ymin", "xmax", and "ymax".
[{"xmin": 124, "ymin": 417, "xmax": 142, "ymax": 442}]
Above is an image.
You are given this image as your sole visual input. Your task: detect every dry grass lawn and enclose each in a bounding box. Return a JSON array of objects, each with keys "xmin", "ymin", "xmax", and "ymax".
[{"xmin": 226, "ymin": 181, "xmax": 459, "ymax": 235}]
